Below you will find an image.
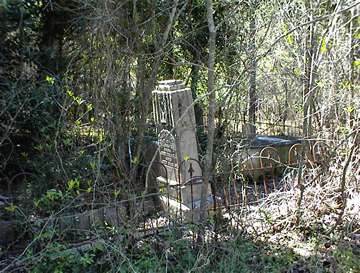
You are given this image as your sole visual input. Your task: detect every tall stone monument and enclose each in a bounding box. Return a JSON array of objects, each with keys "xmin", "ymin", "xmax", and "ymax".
[{"xmin": 152, "ymin": 80, "xmax": 212, "ymax": 212}]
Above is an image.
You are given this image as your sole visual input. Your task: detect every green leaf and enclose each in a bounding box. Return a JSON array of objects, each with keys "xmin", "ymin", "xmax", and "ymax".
[
  {"xmin": 352, "ymin": 60, "xmax": 360, "ymax": 68},
  {"xmin": 89, "ymin": 161, "xmax": 96, "ymax": 170},
  {"xmin": 86, "ymin": 103, "xmax": 93, "ymax": 111},
  {"xmin": 131, "ymin": 156, "xmax": 140, "ymax": 165},
  {"xmin": 344, "ymin": 105, "xmax": 354, "ymax": 114},
  {"xmin": 5, "ymin": 203, "xmax": 17, "ymax": 213},
  {"xmin": 113, "ymin": 189, "xmax": 120, "ymax": 198},
  {"xmin": 317, "ymin": 80, "xmax": 325, "ymax": 88},
  {"xmin": 74, "ymin": 96, "xmax": 84, "ymax": 105},
  {"xmin": 45, "ymin": 75, "xmax": 55, "ymax": 85},
  {"xmin": 63, "ymin": 138, "xmax": 71, "ymax": 146},
  {"xmin": 45, "ymin": 189, "xmax": 63, "ymax": 202},
  {"xmin": 320, "ymin": 38, "xmax": 327, "ymax": 54},
  {"xmin": 34, "ymin": 199, "xmax": 41, "ymax": 208},
  {"xmin": 294, "ymin": 67, "xmax": 301, "ymax": 77},
  {"xmin": 67, "ymin": 178, "xmax": 80, "ymax": 191},
  {"xmin": 184, "ymin": 154, "xmax": 190, "ymax": 161},
  {"xmin": 353, "ymin": 31, "xmax": 360, "ymax": 39},
  {"xmin": 287, "ymin": 34, "xmax": 294, "ymax": 45},
  {"xmin": 66, "ymin": 89, "xmax": 74, "ymax": 97},
  {"xmin": 80, "ymin": 253, "xmax": 94, "ymax": 266}
]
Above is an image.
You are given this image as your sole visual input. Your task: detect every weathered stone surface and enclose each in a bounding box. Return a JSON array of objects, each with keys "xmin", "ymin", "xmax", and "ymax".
[{"xmin": 152, "ymin": 80, "xmax": 212, "ymax": 211}]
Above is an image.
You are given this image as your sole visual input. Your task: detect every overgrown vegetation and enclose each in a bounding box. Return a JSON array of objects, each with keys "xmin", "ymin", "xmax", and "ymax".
[{"xmin": 0, "ymin": 0, "xmax": 359, "ymax": 272}]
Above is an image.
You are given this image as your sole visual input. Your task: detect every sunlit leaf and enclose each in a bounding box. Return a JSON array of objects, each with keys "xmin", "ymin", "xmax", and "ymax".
[
  {"xmin": 67, "ymin": 178, "xmax": 80, "ymax": 191},
  {"xmin": 344, "ymin": 105, "xmax": 354, "ymax": 114},
  {"xmin": 287, "ymin": 34, "xmax": 294, "ymax": 46},
  {"xmin": 114, "ymin": 190, "xmax": 120, "ymax": 198},
  {"xmin": 5, "ymin": 203, "xmax": 17, "ymax": 213},
  {"xmin": 45, "ymin": 75, "xmax": 55, "ymax": 85},
  {"xmin": 353, "ymin": 31, "xmax": 360, "ymax": 39},
  {"xmin": 294, "ymin": 67, "xmax": 301, "ymax": 77},
  {"xmin": 66, "ymin": 89, "xmax": 74, "ymax": 97},
  {"xmin": 317, "ymin": 80, "xmax": 325, "ymax": 88},
  {"xmin": 320, "ymin": 38, "xmax": 327, "ymax": 54},
  {"xmin": 75, "ymin": 96, "xmax": 84, "ymax": 105},
  {"xmin": 352, "ymin": 60, "xmax": 360, "ymax": 68}
]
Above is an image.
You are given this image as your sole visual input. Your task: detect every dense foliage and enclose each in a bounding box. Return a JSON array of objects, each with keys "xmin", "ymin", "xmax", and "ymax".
[{"xmin": 0, "ymin": 0, "xmax": 359, "ymax": 272}]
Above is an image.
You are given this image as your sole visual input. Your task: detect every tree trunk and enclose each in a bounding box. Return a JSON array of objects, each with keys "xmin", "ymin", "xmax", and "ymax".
[
  {"xmin": 303, "ymin": 2, "xmax": 315, "ymax": 138},
  {"xmin": 248, "ymin": 8, "xmax": 257, "ymax": 136},
  {"xmin": 200, "ymin": 0, "xmax": 216, "ymax": 224},
  {"xmin": 297, "ymin": 0, "xmax": 316, "ymax": 224},
  {"xmin": 348, "ymin": 6, "xmax": 358, "ymax": 129}
]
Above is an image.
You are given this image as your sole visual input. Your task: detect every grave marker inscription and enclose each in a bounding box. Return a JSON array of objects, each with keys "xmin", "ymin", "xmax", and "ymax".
[{"xmin": 158, "ymin": 129, "xmax": 177, "ymax": 180}]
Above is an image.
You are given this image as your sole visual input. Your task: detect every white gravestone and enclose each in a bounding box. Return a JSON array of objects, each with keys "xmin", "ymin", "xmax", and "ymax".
[{"xmin": 152, "ymin": 80, "xmax": 212, "ymax": 212}]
